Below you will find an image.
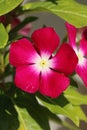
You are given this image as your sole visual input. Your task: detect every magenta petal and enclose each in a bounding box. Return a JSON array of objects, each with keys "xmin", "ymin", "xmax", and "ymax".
[
  {"xmin": 76, "ymin": 59, "xmax": 87, "ymax": 87},
  {"xmin": 31, "ymin": 27, "xmax": 60, "ymax": 56},
  {"xmin": 39, "ymin": 70, "xmax": 70, "ymax": 98},
  {"xmin": 15, "ymin": 65, "xmax": 40, "ymax": 93},
  {"xmin": 66, "ymin": 22, "xmax": 76, "ymax": 48},
  {"xmin": 9, "ymin": 38, "xmax": 40, "ymax": 67},
  {"xmin": 12, "ymin": 18, "xmax": 31, "ymax": 36},
  {"xmin": 11, "ymin": 18, "xmax": 20, "ymax": 28},
  {"xmin": 53, "ymin": 43, "xmax": 78, "ymax": 75},
  {"xmin": 82, "ymin": 28, "xmax": 87, "ymax": 41},
  {"xmin": 79, "ymin": 37, "xmax": 87, "ymax": 56},
  {"xmin": 18, "ymin": 24, "xmax": 32, "ymax": 36}
]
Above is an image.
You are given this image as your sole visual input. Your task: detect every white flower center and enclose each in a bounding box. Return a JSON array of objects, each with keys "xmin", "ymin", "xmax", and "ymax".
[
  {"xmin": 74, "ymin": 48, "xmax": 85, "ymax": 66},
  {"xmin": 34, "ymin": 54, "xmax": 53, "ymax": 73},
  {"xmin": 39, "ymin": 58, "xmax": 49, "ymax": 68}
]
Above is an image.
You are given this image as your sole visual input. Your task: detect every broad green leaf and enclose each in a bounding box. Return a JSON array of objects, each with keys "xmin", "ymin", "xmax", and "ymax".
[
  {"xmin": 0, "ymin": 0, "xmax": 23, "ymax": 16},
  {"xmin": 15, "ymin": 105, "xmax": 42, "ymax": 130},
  {"xmin": 14, "ymin": 93, "xmax": 81, "ymax": 130},
  {"xmin": 0, "ymin": 23, "xmax": 8, "ymax": 48},
  {"xmin": 21, "ymin": 0, "xmax": 87, "ymax": 28},
  {"xmin": 64, "ymin": 86, "xmax": 87, "ymax": 105},
  {"xmin": 36, "ymin": 95, "xmax": 79, "ymax": 126},
  {"xmin": 14, "ymin": 94, "xmax": 51, "ymax": 130},
  {"xmin": 74, "ymin": 106, "xmax": 87, "ymax": 123}
]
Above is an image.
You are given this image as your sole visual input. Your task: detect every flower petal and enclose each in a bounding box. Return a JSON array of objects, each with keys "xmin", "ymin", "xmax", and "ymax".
[
  {"xmin": 79, "ymin": 37, "xmax": 87, "ymax": 56},
  {"xmin": 82, "ymin": 28, "xmax": 87, "ymax": 41},
  {"xmin": 31, "ymin": 27, "xmax": 60, "ymax": 56},
  {"xmin": 76, "ymin": 59, "xmax": 87, "ymax": 87},
  {"xmin": 79, "ymin": 29, "xmax": 87, "ymax": 56},
  {"xmin": 66, "ymin": 22, "xmax": 76, "ymax": 48},
  {"xmin": 15, "ymin": 65, "xmax": 40, "ymax": 93},
  {"xmin": 11, "ymin": 18, "xmax": 20, "ymax": 28},
  {"xmin": 53, "ymin": 43, "xmax": 78, "ymax": 75},
  {"xmin": 9, "ymin": 38, "xmax": 40, "ymax": 67},
  {"xmin": 18, "ymin": 24, "xmax": 32, "ymax": 36},
  {"xmin": 39, "ymin": 70, "xmax": 70, "ymax": 98}
]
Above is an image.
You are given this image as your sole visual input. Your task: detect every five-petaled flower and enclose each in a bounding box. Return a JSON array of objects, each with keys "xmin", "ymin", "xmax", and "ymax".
[
  {"xmin": 9, "ymin": 27, "xmax": 78, "ymax": 98},
  {"xmin": 66, "ymin": 23, "xmax": 87, "ymax": 87}
]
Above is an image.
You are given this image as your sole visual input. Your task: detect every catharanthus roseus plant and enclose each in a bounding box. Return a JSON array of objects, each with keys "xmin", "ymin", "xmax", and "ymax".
[
  {"xmin": 66, "ymin": 23, "xmax": 87, "ymax": 87},
  {"xmin": 9, "ymin": 27, "xmax": 78, "ymax": 98},
  {"xmin": 0, "ymin": 0, "xmax": 87, "ymax": 130}
]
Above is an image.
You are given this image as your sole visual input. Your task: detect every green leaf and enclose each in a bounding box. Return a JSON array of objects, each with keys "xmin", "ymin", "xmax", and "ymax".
[
  {"xmin": 0, "ymin": 23, "xmax": 8, "ymax": 48},
  {"xmin": 0, "ymin": 95, "xmax": 19, "ymax": 130},
  {"xmin": 0, "ymin": 0, "xmax": 23, "ymax": 16},
  {"xmin": 14, "ymin": 94, "xmax": 51, "ymax": 130},
  {"xmin": 36, "ymin": 94, "xmax": 79, "ymax": 126},
  {"xmin": 21, "ymin": 0, "xmax": 87, "ymax": 28},
  {"xmin": 61, "ymin": 121, "xmax": 80, "ymax": 130},
  {"xmin": 64, "ymin": 86, "xmax": 87, "ymax": 105},
  {"xmin": 15, "ymin": 105, "xmax": 42, "ymax": 130},
  {"xmin": 15, "ymin": 93, "xmax": 81, "ymax": 130},
  {"xmin": 74, "ymin": 106, "xmax": 87, "ymax": 123},
  {"xmin": 4, "ymin": 53, "xmax": 9, "ymax": 66}
]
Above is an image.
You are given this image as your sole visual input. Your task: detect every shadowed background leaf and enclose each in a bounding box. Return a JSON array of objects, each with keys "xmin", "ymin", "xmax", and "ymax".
[{"xmin": 21, "ymin": 0, "xmax": 87, "ymax": 28}]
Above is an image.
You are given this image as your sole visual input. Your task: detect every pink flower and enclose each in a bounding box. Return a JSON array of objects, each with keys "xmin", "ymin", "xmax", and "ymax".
[
  {"xmin": 0, "ymin": 16, "xmax": 6, "ymax": 25},
  {"xmin": 11, "ymin": 18, "xmax": 32, "ymax": 36},
  {"xmin": 9, "ymin": 27, "xmax": 78, "ymax": 98},
  {"xmin": 66, "ymin": 23, "xmax": 87, "ymax": 87},
  {"xmin": 76, "ymin": 26, "xmax": 87, "ymax": 42}
]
